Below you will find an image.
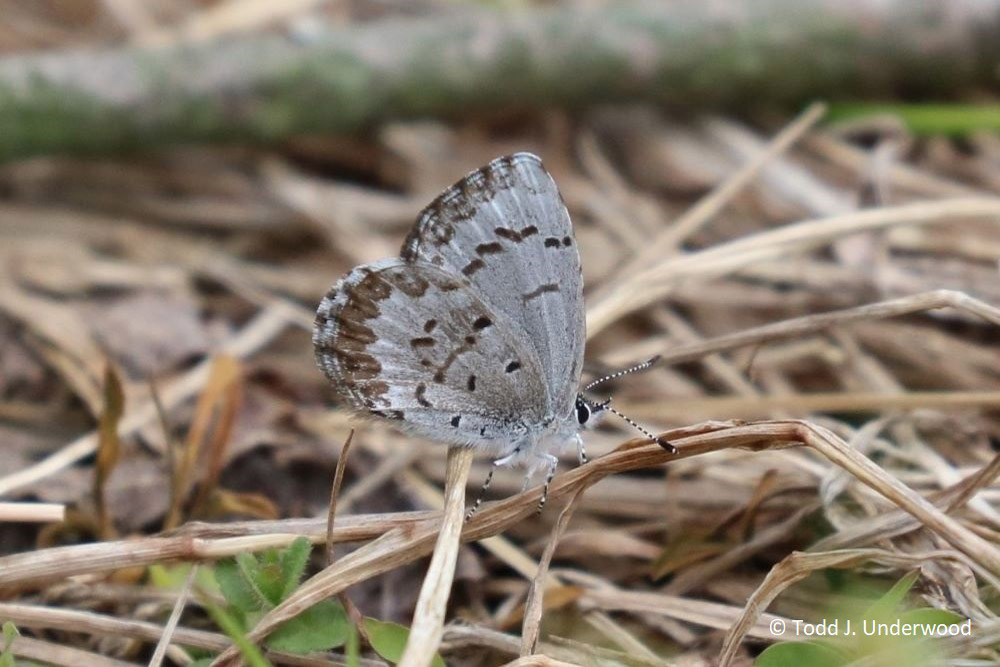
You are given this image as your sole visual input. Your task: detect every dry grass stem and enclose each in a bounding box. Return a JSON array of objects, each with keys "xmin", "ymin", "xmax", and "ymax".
[
  {"xmin": 0, "ymin": 501, "xmax": 66, "ymax": 523},
  {"xmin": 398, "ymin": 446, "xmax": 474, "ymax": 667},
  {"xmin": 520, "ymin": 488, "xmax": 586, "ymax": 656}
]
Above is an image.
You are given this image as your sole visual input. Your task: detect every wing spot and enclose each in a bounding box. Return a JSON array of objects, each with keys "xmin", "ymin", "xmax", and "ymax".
[
  {"xmin": 423, "ymin": 319, "xmax": 437, "ymax": 333},
  {"xmin": 562, "ymin": 236, "xmax": 573, "ymax": 247},
  {"xmin": 522, "ymin": 283, "xmax": 560, "ymax": 301},
  {"xmin": 415, "ymin": 383, "xmax": 432, "ymax": 407},
  {"xmin": 465, "ymin": 334, "xmax": 477, "ymax": 345},
  {"xmin": 472, "ymin": 316, "xmax": 492, "ymax": 330},
  {"xmin": 410, "ymin": 337, "xmax": 435, "ymax": 349},
  {"xmin": 450, "ymin": 415, "xmax": 461, "ymax": 427},
  {"xmin": 505, "ymin": 360, "xmax": 521, "ymax": 373},
  {"xmin": 475, "ymin": 241, "xmax": 504, "ymax": 256},
  {"xmin": 373, "ymin": 409, "xmax": 404, "ymax": 421},
  {"xmin": 467, "ymin": 375, "xmax": 477, "ymax": 391},
  {"xmin": 494, "ymin": 226, "xmax": 537, "ymax": 242},
  {"xmin": 433, "ymin": 370, "xmax": 445, "ymax": 383},
  {"xmin": 544, "ymin": 237, "xmax": 561, "ymax": 248},
  {"xmin": 462, "ymin": 258, "xmax": 486, "ymax": 276}
]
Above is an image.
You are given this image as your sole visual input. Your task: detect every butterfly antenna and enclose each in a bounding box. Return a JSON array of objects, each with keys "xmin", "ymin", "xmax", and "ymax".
[
  {"xmin": 585, "ymin": 355, "xmax": 661, "ymax": 392},
  {"xmin": 598, "ymin": 399, "xmax": 676, "ymax": 453}
]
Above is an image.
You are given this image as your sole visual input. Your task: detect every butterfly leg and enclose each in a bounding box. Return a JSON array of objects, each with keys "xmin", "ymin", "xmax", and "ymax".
[
  {"xmin": 574, "ymin": 433, "xmax": 587, "ymax": 465},
  {"xmin": 465, "ymin": 463, "xmax": 497, "ymax": 521},
  {"xmin": 467, "ymin": 443, "xmax": 524, "ymax": 521},
  {"xmin": 537, "ymin": 453, "xmax": 559, "ymax": 514}
]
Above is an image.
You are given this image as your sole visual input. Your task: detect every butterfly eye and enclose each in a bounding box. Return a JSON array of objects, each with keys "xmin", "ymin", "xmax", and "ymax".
[{"xmin": 575, "ymin": 399, "xmax": 591, "ymax": 425}]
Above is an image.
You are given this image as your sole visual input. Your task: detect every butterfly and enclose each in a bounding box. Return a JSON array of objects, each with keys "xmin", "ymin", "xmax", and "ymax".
[{"xmin": 314, "ymin": 153, "xmax": 672, "ymax": 513}]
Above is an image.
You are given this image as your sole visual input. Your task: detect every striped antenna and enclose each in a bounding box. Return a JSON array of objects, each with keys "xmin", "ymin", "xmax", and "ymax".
[{"xmin": 585, "ymin": 355, "xmax": 661, "ymax": 391}]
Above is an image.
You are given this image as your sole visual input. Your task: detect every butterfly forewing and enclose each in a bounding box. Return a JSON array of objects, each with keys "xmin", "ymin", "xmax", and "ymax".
[
  {"xmin": 313, "ymin": 259, "xmax": 550, "ymax": 448},
  {"xmin": 401, "ymin": 153, "xmax": 585, "ymax": 419}
]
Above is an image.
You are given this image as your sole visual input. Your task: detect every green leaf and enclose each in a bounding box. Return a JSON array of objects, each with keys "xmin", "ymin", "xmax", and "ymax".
[
  {"xmin": 756, "ymin": 641, "xmax": 845, "ymax": 667},
  {"xmin": 363, "ymin": 618, "xmax": 445, "ymax": 667},
  {"xmin": 216, "ymin": 558, "xmax": 262, "ymax": 613},
  {"xmin": 279, "ymin": 537, "xmax": 312, "ymax": 600},
  {"xmin": 188, "ymin": 660, "xmax": 215, "ymax": 667},
  {"xmin": 1, "ymin": 622, "xmax": 17, "ymax": 649},
  {"xmin": 265, "ymin": 599, "xmax": 349, "ymax": 653},
  {"xmin": 0, "ymin": 621, "xmax": 19, "ymax": 667},
  {"xmin": 255, "ymin": 561, "xmax": 286, "ymax": 607},
  {"xmin": 865, "ymin": 572, "xmax": 919, "ymax": 618}
]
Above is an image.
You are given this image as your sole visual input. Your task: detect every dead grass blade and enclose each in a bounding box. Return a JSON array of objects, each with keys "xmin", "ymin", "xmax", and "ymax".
[
  {"xmin": 95, "ymin": 363, "xmax": 125, "ymax": 540},
  {"xmin": 326, "ymin": 429, "xmax": 354, "ymax": 566}
]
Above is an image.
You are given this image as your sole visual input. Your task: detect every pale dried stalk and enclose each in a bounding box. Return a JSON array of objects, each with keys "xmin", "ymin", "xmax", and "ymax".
[
  {"xmin": 398, "ymin": 446, "xmax": 473, "ymax": 667},
  {"xmin": 587, "ymin": 198, "xmax": 1000, "ymax": 336},
  {"xmin": 579, "ymin": 587, "xmax": 790, "ymax": 640},
  {"xmin": 499, "ymin": 656, "xmax": 579, "ymax": 667},
  {"xmin": 148, "ymin": 564, "xmax": 196, "ymax": 667},
  {"xmin": 8, "ymin": 635, "xmax": 139, "ymax": 667},
  {"xmin": 0, "ymin": 501, "xmax": 65, "ymax": 523}
]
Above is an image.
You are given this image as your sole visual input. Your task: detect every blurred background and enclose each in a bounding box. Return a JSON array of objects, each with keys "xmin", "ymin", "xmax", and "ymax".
[{"xmin": 0, "ymin": 1, "xmax": 998, "ymax": 666}]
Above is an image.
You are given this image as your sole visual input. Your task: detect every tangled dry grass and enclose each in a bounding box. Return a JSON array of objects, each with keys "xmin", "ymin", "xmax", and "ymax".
[{"xmin": 1, "ymin": 5, "xmax": 999, "ymax": 667}]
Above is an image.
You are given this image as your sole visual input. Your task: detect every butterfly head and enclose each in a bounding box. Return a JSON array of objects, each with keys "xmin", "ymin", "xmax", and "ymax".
[{"xmin": 575, "ymin": 395, "xmax": 607, "ymax": 430}]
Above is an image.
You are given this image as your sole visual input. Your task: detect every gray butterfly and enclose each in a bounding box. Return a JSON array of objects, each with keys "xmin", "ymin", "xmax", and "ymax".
[{"xmin": 314, "ymin": 153, "xmax": 672, "ymax": 512}]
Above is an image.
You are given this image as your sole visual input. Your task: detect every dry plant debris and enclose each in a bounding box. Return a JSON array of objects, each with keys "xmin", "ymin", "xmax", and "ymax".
[{"xmin": 0, "ymin": 6, "xmax": 999, "ymax": 667}]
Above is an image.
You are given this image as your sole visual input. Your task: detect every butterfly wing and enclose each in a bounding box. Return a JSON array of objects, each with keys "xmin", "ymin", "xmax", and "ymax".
[
  {"xmin": 314, "ymin": 258, "xmax": 549, "ymax": 449},
  {"xmin": 401, "ymin": 153, "xmax": 585, "ymax": 420}
]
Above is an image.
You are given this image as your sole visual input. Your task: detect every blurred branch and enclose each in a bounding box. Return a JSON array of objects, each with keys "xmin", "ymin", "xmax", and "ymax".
[{"xmin": 0, "ymin": 0, "xmax": 998, "ymax": 161}]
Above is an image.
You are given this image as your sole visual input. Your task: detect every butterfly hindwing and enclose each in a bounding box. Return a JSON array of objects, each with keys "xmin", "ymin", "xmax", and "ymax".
[
  {"xmin": 313, "ymin": 258, "xmax": 549, "ymax": 448},
  {"xmin": 400, "ymin": 153, "xmax": 585, "ymax": 419}
]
